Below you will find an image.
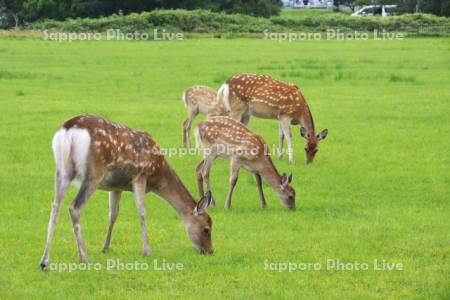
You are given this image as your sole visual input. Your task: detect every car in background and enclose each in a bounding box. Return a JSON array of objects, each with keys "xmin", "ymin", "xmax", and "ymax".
[{"xmin": 351, "ymin": 5, "xmax": 398, "ymax": 17}]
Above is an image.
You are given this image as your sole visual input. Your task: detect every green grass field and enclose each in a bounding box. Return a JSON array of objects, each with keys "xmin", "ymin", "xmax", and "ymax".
[{"xmin": 0, "ymin": 36, "xmax": 449, "ymax": 299}]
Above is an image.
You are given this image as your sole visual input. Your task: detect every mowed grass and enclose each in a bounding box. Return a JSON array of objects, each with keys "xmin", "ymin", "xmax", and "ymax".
[{"xmin": 0, "ymin": 37, "xmax": 449, "ymax": 299}]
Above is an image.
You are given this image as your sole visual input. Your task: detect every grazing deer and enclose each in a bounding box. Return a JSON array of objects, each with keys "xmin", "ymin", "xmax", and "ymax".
[
  {"xmin": 182, "ymin": 85, "xmax": 227, "ymax": 148},
  {"xmin": 39, "ymin": 115, "xmax": 213, "ymax": 271},
  {"xmin": 218, "ymin": 73, "xmax": 328, "ymax": 164},
  {"xmin": 195, "ymin": 116, "xmax": 295, "ymax": 210}
]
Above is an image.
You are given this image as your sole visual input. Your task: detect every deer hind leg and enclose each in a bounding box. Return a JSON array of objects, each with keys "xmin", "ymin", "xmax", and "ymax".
[
  {"xmin": 254, "ymin": 173, "xmax": 267, "ymax": 208},
  {"xmin": 68, "ymin": 169, "xmax": 104, "ymax": 263},
  {"xmin": 280, "ymin": 118, "xmax": 295, "ymax": 164},
  {"xmin": 39, "ymin": 170, "xmax": 73, "ymax": 270},
  {"xmin": 225, "ymin": 159, "xmax": 240, "ymax": 210},
  {"xmin": 102, "ymin": 191, "xmax": 122, "ymax": 253},
  {"xmin": 132, "ymin": 178, "xmax": 151, "ymax": 256},
  {"xmin": 182, "ymin": 109, "xmax": 197, "ymax": 148},
  {"xmin": 278, "ymin": 123, "xmax": 285, "ymax": 160}
]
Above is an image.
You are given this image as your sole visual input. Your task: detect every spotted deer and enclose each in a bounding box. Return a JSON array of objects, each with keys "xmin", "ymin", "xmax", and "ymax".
[
  {"xmin": 195, "ymin": 116, "xmax": 295, "ymax": 210},
  {"xmin": 218, "ymin": 73, "xmax": 328, "ymax": 164},
  {"xmin": 182, "ymin": 85, "xmax": 227, "ymax": 148},
  {"xmin": 39, "ymin": 115, "xmax": 213, "ymax": 271}
]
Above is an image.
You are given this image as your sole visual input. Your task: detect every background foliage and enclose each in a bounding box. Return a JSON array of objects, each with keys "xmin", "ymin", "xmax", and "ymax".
[
  {"xmin": 25, "ymin": 9, "xmax": 450, "ymax": 36},
  {"xmin": 1, "ymin": 0, "xmax": 449, "ymax": 29}
]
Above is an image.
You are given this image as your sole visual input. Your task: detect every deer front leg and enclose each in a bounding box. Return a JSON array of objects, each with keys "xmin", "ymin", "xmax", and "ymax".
[
  {"xmin": 196, "ymin": 160, "xmax": 205, "ymax": 197},
  {"xmin": 280, "ymin": 118, "xmax": 295, "ymax": 164},
  {"xmin": 39, "ymin": 170, "xmax": 72, "ymax": 270},
  {"xmin": 241, "ymin": 112, "xmax": 250, "ymax": 126},
  {"xmin": 278, "ymin": 123, "xmax": 285, "ymax": 160},
  {"xmin": 200, "ymin": 155, "xmax": 216, "ymax": 207},
  {"xmin": 225, "ymin": 159, "xmax": 240, "ymax": 210},
  {"xmin": 132, "ymin": 179, "xmax": 151, "ymax": 256},
  {"xmin": 102, "ymin": 191, "xmax": 122, "ymax": 253},
  {"xmin": 254, "ymin": 173, "xmax": 267, "ymax": 208}
]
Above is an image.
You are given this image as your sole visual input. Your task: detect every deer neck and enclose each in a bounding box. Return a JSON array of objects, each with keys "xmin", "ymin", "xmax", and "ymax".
[
  {"xmin": 257, "ymin": 158, "xmax": 283, "ymax": 194},
  {"xmin": 151, "ymin": 163, "xmax": 196, "ymax": 219}
]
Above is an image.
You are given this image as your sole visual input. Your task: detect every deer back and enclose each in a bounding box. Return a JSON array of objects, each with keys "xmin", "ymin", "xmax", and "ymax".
[
  {"xmin": 226, "ymin": 73, "xmax": 307, "ymax": 117},
  {"xmin": 197, "ymin": 116, "xmax": 267, "ymax": 160},
  {"xmin": 62, "ymin": 115, "xmax": 165, "ymax": 179},
  {"xmin": 185, "ymin": 85, "xmax": 226, "ymax": 116}
]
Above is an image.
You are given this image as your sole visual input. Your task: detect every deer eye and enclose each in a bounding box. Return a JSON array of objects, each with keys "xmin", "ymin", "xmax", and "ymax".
[{"xmin": 203, "ymin": 228, "xmax": 210, "ymax": 235}]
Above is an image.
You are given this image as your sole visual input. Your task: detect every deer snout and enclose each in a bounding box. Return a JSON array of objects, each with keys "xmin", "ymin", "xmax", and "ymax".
[{"xmin": 198, "ymin": 246, "xmax": 214, "ymax": 255}]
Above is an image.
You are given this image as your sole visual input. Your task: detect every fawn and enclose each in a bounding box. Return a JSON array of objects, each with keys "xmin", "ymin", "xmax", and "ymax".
[{"xmin": 195, "ymin": 116, "xmax": 295, "ymax": 210}]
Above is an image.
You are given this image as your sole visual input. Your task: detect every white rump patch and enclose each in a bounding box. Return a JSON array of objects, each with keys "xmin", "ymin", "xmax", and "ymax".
[
  {"xmin": 182, "ymin": 90, "xmax": 188, "ymax": 107},
  {"xmin": 52, "ymin": 128, "xmax": 91, "ymax": 183},
  {"xmin": 218, "ymin": 83, "xmax": 230, "ymax": 111}
]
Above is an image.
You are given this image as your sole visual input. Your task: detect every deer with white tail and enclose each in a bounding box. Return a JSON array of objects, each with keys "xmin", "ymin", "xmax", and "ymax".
[
  {"xmin": 39, "ymin": 115, "xmax": 213, "ymax": 271},
  {"xmin": 218, "ymin": 73, "xmax": 328, "ymax": 164},
  {"xmin": 195, "ymin": 116, "xmax": 295, "ymax": 210},
  {"xmin": 182, "ymin": 85, "xmax": 227, "ymax": 148}
]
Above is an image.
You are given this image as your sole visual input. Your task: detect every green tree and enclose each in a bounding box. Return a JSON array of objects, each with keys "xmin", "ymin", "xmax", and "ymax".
[{"xmin": 1, "ymin": 0, "xmax": 24, "ymax": 27}]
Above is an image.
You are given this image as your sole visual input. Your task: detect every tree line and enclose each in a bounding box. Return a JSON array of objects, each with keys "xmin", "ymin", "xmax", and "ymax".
[
  {"xmin": 0, "ymin": 0, "xmax": 282, "ymax": 27},
  {"xmin": 1, "ymin": 0, "xmax": 448, "ymax": 28}
]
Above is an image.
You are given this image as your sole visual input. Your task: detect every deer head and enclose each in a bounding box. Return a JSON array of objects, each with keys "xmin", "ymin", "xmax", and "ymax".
[
  {"xmin": 300, "ymin": 127, "xmax": 328, "ymax": 164},
  {"xmin": 185, "ymin": 191, "xmax": 214, "ymax": 254},
  {"xmin": 277, "ymin": 173, "xmax": 295, "ymax": 210}
]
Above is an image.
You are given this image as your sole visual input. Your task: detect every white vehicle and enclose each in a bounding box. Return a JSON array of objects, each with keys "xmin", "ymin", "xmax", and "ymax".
[{"xmin": 351, "ymin": 5, "xmax": 398, "ymax": 17}]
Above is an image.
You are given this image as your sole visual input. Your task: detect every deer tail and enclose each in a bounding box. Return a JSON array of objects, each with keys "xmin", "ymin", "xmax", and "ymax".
[{"xmin": 218, "ymin": 83, "xmax": 230, "ymax": 112}]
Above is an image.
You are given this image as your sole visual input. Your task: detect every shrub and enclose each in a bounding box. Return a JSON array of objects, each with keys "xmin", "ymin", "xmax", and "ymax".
[{"xmin": 27, "ymin": 9, "xmax": 450, "ymax": 36}]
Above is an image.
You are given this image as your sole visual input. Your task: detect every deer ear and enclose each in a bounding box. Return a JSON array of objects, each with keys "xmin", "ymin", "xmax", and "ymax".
[
  {"xmin": 281, "ymin": 173, "xmax": 291, "ymax": 187},
  {"xmin": 317, "ymin": 129, "xmax": 328, "ymax": 141},
  {"xmin": 300, "ymin": 127, "xmax": 309, "ymax": 139},
  {"xmin": 194, "ymin": 191, "xmax": 212, "ymax": 216}
]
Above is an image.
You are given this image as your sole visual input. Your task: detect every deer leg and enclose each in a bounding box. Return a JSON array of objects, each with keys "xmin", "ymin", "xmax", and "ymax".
[
  {"xmin": 196, "ymin": 160, "xmax": 205, "ymax": 197},
  {"xmin": 182, "ymin": 110, "xmax": 196, "ymax": 148},
  {"xmin": 182, "ymin": 118, "xmax": 190, "ymax": 148},
  {"xmin": 241, "ymin": 112, "xmax": 250, "ymax": 126},
  {"xmin": 254, "ymin": 173, "xmax": 267, "ymax": 208},
  {"xmin": 39, "ymin": 170, "xmax": 72, "ymax": 270},
  {"xmin": 201, "ymin": 155, "xmax": 216, "ymax": 207},
  {"xmin": 225, "ymin": 159, "xmax": 240, "ymax": 210},
  {"xmin": 280, "ymin": 119, "xmax": 295, "ymax": 164},
  {"xmin": 278, "ymin": 123, "xmax": 285, "ymax": 160},
  {"xmin": 102, "ymin": 191, "xmax": 122, "ymax": 253},
  {"xmin": 68, "ymin": 174, "xmax": 102, "ymax": 263},
  {"xmin": 132, "ymin": 179, "xmax": 152, "ymax": 256}
]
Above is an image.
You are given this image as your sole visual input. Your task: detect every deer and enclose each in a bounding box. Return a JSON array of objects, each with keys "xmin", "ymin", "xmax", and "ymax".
[
  {"xmin": 195, "ymin": 116, "xmax": 295, "ymax": 210},
  {"xmin": 39, "ymin": 115, "xmax": 214, "ymax": 271},
  {"xmin": 182, "ymin": 85, "xmax": 227, "ymax": 148},
  {"xmin": 218, "ymin": 73, "xmax": 328, "ymax": 165}
]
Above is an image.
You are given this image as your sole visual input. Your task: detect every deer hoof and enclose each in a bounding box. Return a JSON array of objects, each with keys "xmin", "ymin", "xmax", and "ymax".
[
  {"xmin": 39, "ymin": 260, "xmax": 49, "ymax": 271},
  {"xmin": 143, "ymin": 248, "xmax": 152, "ymax": 257}
]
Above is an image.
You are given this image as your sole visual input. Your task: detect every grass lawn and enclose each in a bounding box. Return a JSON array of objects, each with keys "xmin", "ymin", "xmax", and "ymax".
[{"xmin": 0, "ymin": 36, "xmax": 449, "ymax": 299}]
